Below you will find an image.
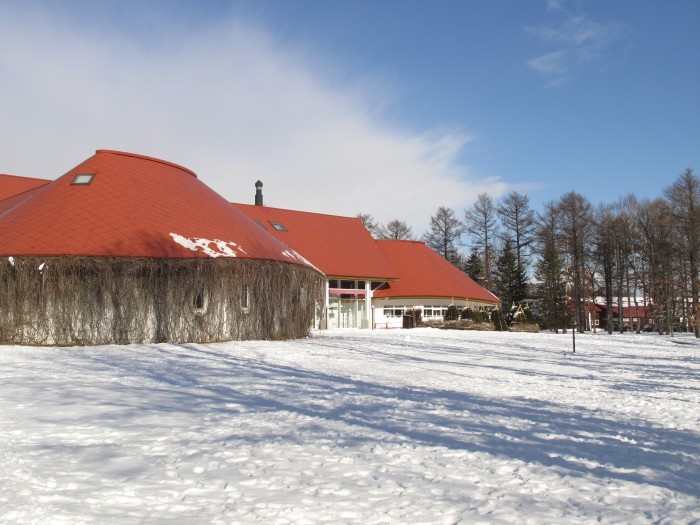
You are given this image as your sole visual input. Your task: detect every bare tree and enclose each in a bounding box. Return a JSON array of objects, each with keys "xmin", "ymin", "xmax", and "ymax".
[
  {"xmin": 496, "ymin": 191, "xmax": 535, "ymax": 276},
  {"xmin": 664, "ymin": 168, "xmax": 700, "ymax": 337},
  {"xmin": 594, "ymin": 204, "xmax": 616, "ymax": 333},
  {"xmin": 608, "ymin": 196, "xmax": 643, "ymax": 333},
  {"xmin": 635, "ymin": 198, "xmax": 677, "ymax": 334},
  {"xmin": 356, "ymin": 213, "xmax": 381, "ymax": 238},
  {"xmin": 423, "ymin": 206, "xmax": 465, "ymax": 265},
  {"xmin": 557, "ymin": 192, "xmax": 594, "ymax": 332},
  {"xmin": 464, "ymin": 193, "xmax": 498, "ymax": 289},
  {"xmin": 378, "ymin": 219, "xmax": 414, "ymax": 240}
]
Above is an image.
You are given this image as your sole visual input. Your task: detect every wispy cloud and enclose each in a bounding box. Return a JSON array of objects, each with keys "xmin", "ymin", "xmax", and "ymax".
[
  {"xmin": 546, "ymin": 0, "xmax": 567, "ymax": 11},
  {"xmin": 527, "ymin": 50, "xmax": 569, "ymax": 82},
  {"xmin": 0, "ymin": 3, "xmax": 513, "ymax": 235},
  {"xmin": 526, "ymin": 2, "xmax": 629, "ymax": 86}
]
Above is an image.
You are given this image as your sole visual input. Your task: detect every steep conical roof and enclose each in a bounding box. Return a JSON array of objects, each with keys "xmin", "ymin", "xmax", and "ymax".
[{"xmin": 0, "ymin": 150, "xmax": 315, "ymax": 268}]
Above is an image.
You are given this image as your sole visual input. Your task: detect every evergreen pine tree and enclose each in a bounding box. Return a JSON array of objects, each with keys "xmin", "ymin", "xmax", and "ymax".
[
  {"xmin": 494, "ymin": 239, "xmax": 528, "ymax": 320},
  {"xmin": 534, "ymin": 235, "xmax": 568, "ymax": 330},
  {"xmin": 463, "ymin": 249, "xmax": 484, "ymax": 285}
]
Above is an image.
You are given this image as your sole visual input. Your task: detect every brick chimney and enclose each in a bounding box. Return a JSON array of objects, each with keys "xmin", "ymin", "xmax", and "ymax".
[{"xmin": 254, "ymin": 180, "xmax": 263, "ymax": 206}]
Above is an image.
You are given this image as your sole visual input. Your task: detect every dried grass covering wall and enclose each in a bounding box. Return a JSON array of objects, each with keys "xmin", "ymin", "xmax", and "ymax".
[{"xmin": 0, "ymin": 256, "xmax": 324, "ymax": 345}]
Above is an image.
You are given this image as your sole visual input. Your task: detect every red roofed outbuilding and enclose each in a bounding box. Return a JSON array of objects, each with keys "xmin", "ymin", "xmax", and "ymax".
[
  {"xmin": 235, "ymin": 203, "xmax": 397, "ymax": 329},
  {"xmin": 373, "ymin": 240, "xmax": 499, "ymax": 328},
  {"xmin": 234, "ymin": 204, "xmax": 397, "ymax": 280},
  {"xmin": 373, "ymin": 240, "xmax": 498, "ymax": 302},
  {"xmin": 612, "ymin": 305, "xmax": 654, "ymax": 331},
  {"xmin": 0, "ymin": 150, "xmax": 323, "ymax": 345},
  {"xmin": 235, "ymin": 199, "xmax": 499, "ymax": 330}
]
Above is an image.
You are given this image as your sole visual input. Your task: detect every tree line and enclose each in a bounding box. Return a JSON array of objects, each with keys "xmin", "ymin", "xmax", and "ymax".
[{"xmin": 358, "ymin": 168, "xmax": 699, "ymax": 336}]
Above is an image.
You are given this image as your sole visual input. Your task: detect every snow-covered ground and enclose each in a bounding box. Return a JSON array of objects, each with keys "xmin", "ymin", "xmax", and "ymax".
[{"xmin": 1, "ymin": 329, "xmax": 698, "ymax": 524}]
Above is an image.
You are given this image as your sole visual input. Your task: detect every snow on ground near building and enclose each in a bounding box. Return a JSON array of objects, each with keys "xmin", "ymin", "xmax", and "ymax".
[{"xmin": 1, "ymin": 329, "xmax": 699, "ymax": 524}]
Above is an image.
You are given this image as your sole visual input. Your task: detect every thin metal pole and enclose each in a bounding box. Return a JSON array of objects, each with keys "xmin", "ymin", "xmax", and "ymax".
[{"xmin": 572, "ymin": 317, "xmax": 576, "ymax": 354}]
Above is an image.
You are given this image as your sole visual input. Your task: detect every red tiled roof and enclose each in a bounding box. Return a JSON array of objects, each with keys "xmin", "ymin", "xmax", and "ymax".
[
  {"xmin": 0, "ymin": 184, "xmax": 48, "ymax": 216},
  {"xmin": 612, "ymin": 306, "xmax": 654, "ymax": 317},
  {"xmin": 372, "ymin": 240, "xmax": 500, "ymax": 303},
  {"xmin": 235, "ymin": 204, "xmax": 398, "ymax": 280},
  {"xmin": 0, "ymin": 174, "xmax": 50, "ymax": 201},
  {"xmin": 0, "ymin": 150, "xmax": 317, "ymax": 269}
]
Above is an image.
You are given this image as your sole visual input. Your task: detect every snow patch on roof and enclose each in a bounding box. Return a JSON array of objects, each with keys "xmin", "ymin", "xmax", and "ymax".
[
  {"xmin": 281, "ymin": 249, "xmax": 324, "ymax": 275},
  {"xmin": 170, "ymin": 233, "xmax": 245, "ymax": 258}
]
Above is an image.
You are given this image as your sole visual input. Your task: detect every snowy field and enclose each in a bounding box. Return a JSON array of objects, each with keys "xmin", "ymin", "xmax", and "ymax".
[{"xmin": 1, "ymin": 329, "xmax": 699, "ymax": 524}]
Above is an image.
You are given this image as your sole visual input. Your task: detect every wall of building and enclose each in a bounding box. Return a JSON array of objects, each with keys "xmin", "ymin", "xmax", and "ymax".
[
  {"xmin": 372, "ymin": 298, "xmax": 493, "ymax": 329},
  {"xmin": 0, "ymin": 256, "xmax": 323, "ymax": 345}
]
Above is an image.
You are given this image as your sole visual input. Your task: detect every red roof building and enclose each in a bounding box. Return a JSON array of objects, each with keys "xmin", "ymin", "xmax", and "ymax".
[
  {"xmin": 374, "ymin": 240, "xmax": 499, "ymax": 303},
  {"xmin": 0, "ymin": 155, "xmax": 500, "ymax": 337},
  {"xmin": 234, "ymin": 204, "xmax": 397, "ymax": 280},
  {"xmin": 612, "ymin": 305, "xmax": 654, "ymax": 329},
  {"xmin": 0, "ymin": 150, "xmax": 314, "ymax": 267},
  {"xmin": 372, "ymin": 240, "xmax": 499, "ymax": 328},
  {"xmin": 0, "ymin": 150, "xmax": 323, "ymax": 344},
  {"xmin": 236, "ymin": 198, "xmax": 499, "ymax": 329},
  {"xmin": 235, "ymin": 203, "xmax": 398, "ymax": 329}
]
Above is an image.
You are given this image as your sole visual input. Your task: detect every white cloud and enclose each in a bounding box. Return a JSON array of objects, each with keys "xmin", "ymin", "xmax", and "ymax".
[
  {"xmin": 527, "ymin": 50, "xmax": 570, "ymax": 86},
  {"xmin": 526, "ymin": 6, "xmax": 629, "ymax": 86},
  {"xmin": 546, "ymin": 0, "xmax": 566, "ymax": 11},
  {"xmin": 0, "ymin": 3, "xmax": 512, "ymax": 235}
]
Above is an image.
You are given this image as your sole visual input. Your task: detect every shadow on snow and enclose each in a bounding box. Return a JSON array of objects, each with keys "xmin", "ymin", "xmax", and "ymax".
[{"xmin": 21, "ymin": 338, "xmax": 700, "ymax": 498}]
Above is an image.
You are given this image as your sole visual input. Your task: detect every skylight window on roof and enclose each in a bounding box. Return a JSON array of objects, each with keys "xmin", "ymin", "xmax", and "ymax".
[
  {"xmin": 71, "ymin": 174, "xmax": 94, "ymax": 185},
  {"xmin": 270, "ymin": 221, "xmax": 287, "ymax": 231}
]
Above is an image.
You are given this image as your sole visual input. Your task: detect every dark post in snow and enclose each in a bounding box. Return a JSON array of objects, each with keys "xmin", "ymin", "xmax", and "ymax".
[{"xmin": 571, "ymin": 315, "xmax": 576, "ymax": 354}]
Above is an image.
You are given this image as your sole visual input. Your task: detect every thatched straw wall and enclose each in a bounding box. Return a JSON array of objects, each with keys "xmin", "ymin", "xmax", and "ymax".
[{"xmin": 0, "ymin": 256, "xmax": 324, "ymax": 345}]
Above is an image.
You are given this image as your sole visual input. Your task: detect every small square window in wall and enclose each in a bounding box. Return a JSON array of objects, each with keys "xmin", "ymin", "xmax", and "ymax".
[
  {"xmin": 71, "ymin": 174, "xmax": 94, "ymax": 185},
  {"xmin": 270, "ymin": 222, "xmax": 287, "ymax": 231}
]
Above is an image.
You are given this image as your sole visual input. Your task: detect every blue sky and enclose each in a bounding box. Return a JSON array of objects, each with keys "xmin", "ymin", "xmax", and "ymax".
[{"xmin": 0, "ymin": 0, "xmax": 698, "ymax": 234}]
